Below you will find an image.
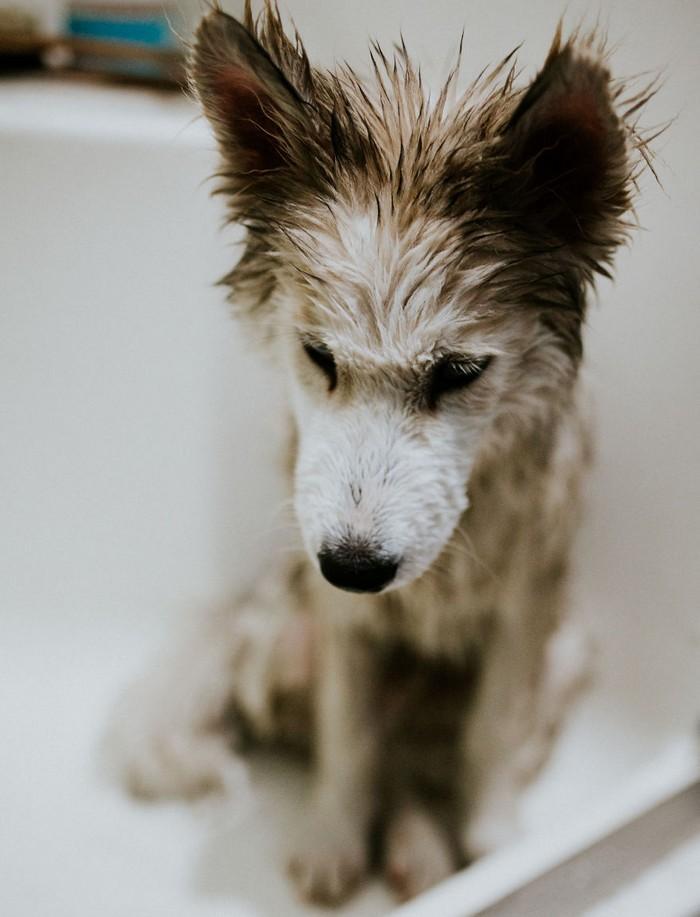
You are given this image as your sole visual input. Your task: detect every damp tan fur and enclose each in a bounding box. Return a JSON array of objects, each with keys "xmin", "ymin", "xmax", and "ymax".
[{"xmin": 106, "ymin": 2, "xmax": 657, "ymax": 905}]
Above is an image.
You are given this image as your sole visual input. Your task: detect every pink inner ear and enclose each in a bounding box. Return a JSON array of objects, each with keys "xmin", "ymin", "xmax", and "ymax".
[
  {"xmin": 545, "ymin": 90, "xmax": 606, "ymax": 148},
  {"xmin": 212, "ymin": 64, "xmax": 286, "ymax": 173}
]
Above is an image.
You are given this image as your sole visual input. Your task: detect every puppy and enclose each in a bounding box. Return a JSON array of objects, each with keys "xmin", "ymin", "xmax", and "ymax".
[{"xmin": 108, "ymin": 2, "xmax": 654, "ymax": 905}]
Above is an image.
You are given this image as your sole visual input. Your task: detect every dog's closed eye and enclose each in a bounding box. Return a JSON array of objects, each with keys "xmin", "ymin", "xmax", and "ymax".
[
  {"xmin": 428, "ymin": 356, "xmax": 492, "ymax": 409},
  {"xmin": 303, "ymin": 339, "xmax": 337, "ymax": 391}
]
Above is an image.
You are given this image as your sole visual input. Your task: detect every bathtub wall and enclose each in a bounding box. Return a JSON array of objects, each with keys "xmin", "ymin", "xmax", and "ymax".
[{"xmin": 0, "ymin": 97, "xmax": 290, "ymax": 626}]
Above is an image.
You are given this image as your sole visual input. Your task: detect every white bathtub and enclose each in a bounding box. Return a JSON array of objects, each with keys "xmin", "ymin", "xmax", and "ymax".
[{"xmin": 1, "ymin": 40, "xmax": 699, "ymax": 917}]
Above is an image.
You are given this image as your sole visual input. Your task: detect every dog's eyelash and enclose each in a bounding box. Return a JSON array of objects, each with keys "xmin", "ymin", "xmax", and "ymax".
[
  {"xmin": 303, "ymin": 340, "xmax": 337, "ymax": 391},
  {"xmin": 428, "ymin": 355, "xmax": 492, "ymax": 407}
]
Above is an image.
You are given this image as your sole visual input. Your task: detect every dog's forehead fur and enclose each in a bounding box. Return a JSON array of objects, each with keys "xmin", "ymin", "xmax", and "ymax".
[{"xmin": 280, "ymin": 195, "xmax": 507, "ymax": 366}]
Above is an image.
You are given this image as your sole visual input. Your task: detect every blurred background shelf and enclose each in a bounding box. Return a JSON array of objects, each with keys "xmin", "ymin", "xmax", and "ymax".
[{"xmin": 0, "ymin": 0, "xmax": 187, "ymax": 85}]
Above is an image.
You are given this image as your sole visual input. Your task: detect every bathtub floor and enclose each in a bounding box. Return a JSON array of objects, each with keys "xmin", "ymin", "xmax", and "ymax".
[
  {"xmin": 0, "ymin": 608, "xmax": 394, "ymax": 917},
  {"xmin": 0, "ymin": 606, "xmax": 677, "ymax": 917}
]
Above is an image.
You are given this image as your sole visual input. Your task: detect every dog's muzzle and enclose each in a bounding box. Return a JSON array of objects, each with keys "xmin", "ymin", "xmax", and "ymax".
[{"xmin": 318, "ymin": 541, "xmax": 399, "ymax": 593}]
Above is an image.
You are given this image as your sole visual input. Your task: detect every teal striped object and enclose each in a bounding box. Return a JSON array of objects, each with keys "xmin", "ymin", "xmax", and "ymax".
[{"xmin": 66, "ymin": 8, "xmax": 176, "ymax": 49}]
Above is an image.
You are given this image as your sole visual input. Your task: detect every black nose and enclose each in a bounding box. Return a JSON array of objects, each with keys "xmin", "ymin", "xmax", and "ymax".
[{"xmin": 318, "ymin": 543, "xmax": 399, "ymax": 593}]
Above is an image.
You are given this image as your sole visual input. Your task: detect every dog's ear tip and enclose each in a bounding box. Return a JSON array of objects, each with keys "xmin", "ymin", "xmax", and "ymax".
[
  {"xmin": 193, "ymin": 5, "xmax": 253, "ymax": 60},
  {"xmin": 194, "ymin": 6, "xmax": 228, "ymax": 37},
  {"xmin": 509, "ymin": 32, "xmax": 613, "ymax": 129}
]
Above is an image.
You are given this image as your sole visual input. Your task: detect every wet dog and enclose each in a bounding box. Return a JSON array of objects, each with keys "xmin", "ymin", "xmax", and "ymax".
[{"xmin": 108, "ymin": 2, "xmax": 654, "ymax": 904}]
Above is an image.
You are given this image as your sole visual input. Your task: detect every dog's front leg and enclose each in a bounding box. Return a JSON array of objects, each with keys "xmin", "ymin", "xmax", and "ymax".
[
  {"xmin": 102, "ymin": 603, "xmax": 251, "ymax": 801},
  {"xmin": 103, "ymin": 560, "xmax": 312, "ymax": 801},
  {"xmin": 459, "ymin": 614, "xmax": 551, "ymax": 860},
  {"xmin": 288, "ymin": 608, "xmax": 379, "ymax": 905}
]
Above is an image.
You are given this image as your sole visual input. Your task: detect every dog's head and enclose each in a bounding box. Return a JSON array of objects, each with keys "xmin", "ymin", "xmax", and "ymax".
[{"xmin": 191, "ymin": 4, "xmax": 649, "ymax": 593}]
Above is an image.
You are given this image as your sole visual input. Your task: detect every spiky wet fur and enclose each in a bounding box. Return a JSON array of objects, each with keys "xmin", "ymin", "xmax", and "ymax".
[{"xmin": 106, "ymin": 2, "xmax": 655, "ymax": 906}]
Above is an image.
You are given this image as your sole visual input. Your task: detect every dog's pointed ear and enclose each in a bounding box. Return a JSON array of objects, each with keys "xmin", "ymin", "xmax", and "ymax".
[
  {"xmin": 495, "ymin": 30, "xmax": 630, "ymax": 249},
  {"xmin": 190, "ymin": 8, "xmax": 314, "ymax": 185}
]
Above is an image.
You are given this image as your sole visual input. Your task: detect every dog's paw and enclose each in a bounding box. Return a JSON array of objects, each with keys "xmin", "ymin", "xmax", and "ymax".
[
  {"xmin": 101, "ymin": 684, "xmax": 247, "ymax": 802},
  {"xmin": 384, "ymin": 805, "xmax": 456, "ymax": 902},
  {"xmin": 462, "ymin": 798, "xmax": 519, "ymax": 861},
  {"xmin": 287, "ymin": 808, "xmax": 368, "ymax": 905}
]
